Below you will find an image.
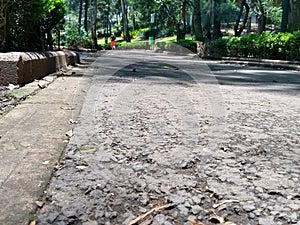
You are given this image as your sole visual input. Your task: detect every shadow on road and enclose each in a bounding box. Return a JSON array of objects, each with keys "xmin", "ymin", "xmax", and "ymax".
[
  {"xmin": 208, "ymin": 64, "xmax": 300, "ymax": 94},
  {"xmin": 112, "ymin": 61, "xmax": 196, "ymax": 85}
]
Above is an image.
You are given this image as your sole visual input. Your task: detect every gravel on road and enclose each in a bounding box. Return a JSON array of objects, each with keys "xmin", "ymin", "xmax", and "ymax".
[{"xmin": 36, "ymin": 51, "xmax": 300, "ymax": 225}]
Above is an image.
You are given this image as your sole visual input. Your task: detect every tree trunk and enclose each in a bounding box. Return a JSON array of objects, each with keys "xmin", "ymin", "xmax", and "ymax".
[
  {"xmin": 78, "ymin": 0, "xmax": 83, "ymax": 32},
  {"xmin": 182, "ymin": 0, "xmax": 187, "ymax": 39},
  {"xmin": 120, "ymin": 0, "xmax": 131, "ymax": 42},
  {"xmin": 258, "ymin": 15, "xmax": 266, "ymax": 34},
  {"xmin": 288, "ymin": 0, "xmax": 300, "ymax": 31},
  {"xmin": 92, "ymin": 0, "xmax": 97, "ymax": 49},
  {"xmin": 213, "ymin": 17, "xmax": 222, "ymax": 39},
  {"xmin": 176, "ymin": 22, "xmax": 185, "ymax": 42},
  {"xmin": 57, "ymin": 27, "xmax": 61, "ymax": 50},
  {"xmin": 47, "ymin": 30, "xmax": 54, "ymax": 50},
  {"xmin": 0, "ymin": 2, "xmax": 8, "ymax": 51},
  {"xmin": 257, "ymin": 0, "xmax": 266, "ymax": 34},
  {"xmin": 234, "ymin": 0, "xmax": 249, "ymax": 37},
  {"xmin": 84, "ymin": 0, "xmax": 89, "ymax": 32},
  {"xmin": 193, "ymin": 0, "xmax": 203, "ymax": 41},
  {"xmin": 280, "ymin": 0, "xmax": 289, "ymax": 32}
]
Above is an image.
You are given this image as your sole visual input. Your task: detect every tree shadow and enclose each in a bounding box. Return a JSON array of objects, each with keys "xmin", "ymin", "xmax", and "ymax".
[
  {"xmin": 207, "ymin": 64, "xmax": 300, "ymax": 94},
  {"xmin": 111, "ymin": 61, "xmax": 196, "ymax": 85}
]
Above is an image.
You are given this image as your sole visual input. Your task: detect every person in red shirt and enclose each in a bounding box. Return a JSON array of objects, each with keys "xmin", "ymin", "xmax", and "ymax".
[{"xmin": 110, "ymin": 33, "xmax": 116, "ymax": 49}]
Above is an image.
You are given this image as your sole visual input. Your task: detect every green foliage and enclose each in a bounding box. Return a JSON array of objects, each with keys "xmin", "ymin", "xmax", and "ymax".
[
  {"xmin": 6, "ymin": 0, "xmax": 47, "ymax": 51},
  {"xmin": 62, "ymin": 21, "xmax": 93, "ymax": 48},
  {"xmin": 2, "ymin": 0, "xmax": 66, "ymax": 51},
  {"xmin": 207, "ymin": 31, "xmax": 300, "ymax": 60},
  {"xmin": 177, "ymin": 39, "xmax": 198, "ymax": 53},
  {"xmin": 117, "ymin": 41, "xmax": 150, "ymax": 49},
  {"xmin": 45, "ymin": 0, "xmax": 66, "ymax": 27},
  {"xmin": 128, "ymin": 28, "xmax": 151, "ymax": 40},
  {"xmin": 155, "ymin": 39, "xmax": 198, "ymax": 53},
  {"xmin": 130, "ymin": 30, "xmax": 139, "ymax": 39},
  {"xmin": 208, "ymin": 37, "xmax": 230, "ymax": 56}
]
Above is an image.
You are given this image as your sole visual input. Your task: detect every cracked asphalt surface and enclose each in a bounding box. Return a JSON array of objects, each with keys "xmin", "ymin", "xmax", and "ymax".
[{"xmin": 36, "ymin": 50, "xmax": 300, "ymax": 225}]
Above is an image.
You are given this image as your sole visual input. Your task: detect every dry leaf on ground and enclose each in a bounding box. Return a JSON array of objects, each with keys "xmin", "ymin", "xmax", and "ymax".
[
  {"xmin": 128, "ymin": 203, "xmax": 172, "ymax": 225},
  {"xmin": 213, "ymin": 199, "xmax": 240, "ymax": 208},
  {"xmin": 80, "ymin": 147, "xmax": 97, "ymax": 153}
]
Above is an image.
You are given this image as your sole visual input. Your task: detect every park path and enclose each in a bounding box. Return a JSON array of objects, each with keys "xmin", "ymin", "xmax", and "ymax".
[{"xmin": 34, "ymin": 50, "xmax": 300, "ymax": 225}]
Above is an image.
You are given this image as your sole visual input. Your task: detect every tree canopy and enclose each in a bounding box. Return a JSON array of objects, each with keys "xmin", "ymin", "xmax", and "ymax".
[{"xmin": 1, "ymin": 0, "xmax": 300, "ymax": 52}]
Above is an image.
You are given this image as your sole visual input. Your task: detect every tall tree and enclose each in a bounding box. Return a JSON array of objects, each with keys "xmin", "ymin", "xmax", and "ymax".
[
  {"xmin": 92, "ymin": 0, "xmax": 98, "ymax": 48},
  {"xmin": 252, "ymin": 0, "xmax": 267, "ymax": 33},
  {"xmin": 78, "ymin": 0, "xmax": 83, "ymax": 32},
  {"xmin": 159, "ymin": 0, "xmax": 187, "ymax": 41},
  {"xmin": 6, "ymin": 0, "xmax": 46, "ymax": 51},
  {"xmin": 193, "ymin": 0, "xmax": 203, "ymax": 41},
  {"xmin": 234, "ymin": 0, "xmax": 250, "ymax": 36},
  {"xmin": 120, "ymin": 0, "xmax": 131, "ymax": 42},
  {"xmin": 212, "ymin": 0, "xmax": 222, "ymax": 39},
  {"xmin": 280, "ymin": 0, "xmax": 289, "ymax": 32},
  {"xmin": 44, "ymin": 0, "xmax": 66, "ymax": 50},
  {"xmin": 84, "ymin": 0, "xmax": 90, "ymax": 32},
  {"xmin": 288, "ymin": 0, "xmax": 300, "ymax": 31},
  {"xmin": 0, "ymin": 0, "xmax": 11, "ymax": 51}
]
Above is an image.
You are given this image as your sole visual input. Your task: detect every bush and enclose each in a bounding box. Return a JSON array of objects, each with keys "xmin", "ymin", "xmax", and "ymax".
[
  {"xmin": 155, "ymin": 39, "xmax": 198, "ymax": 53},
  {"xmin": 206, "ymin": 31, "xmax": 300, "ymax": 60},
  {"xmin": 117, "ymin": 41, "xmax": 150, "ymax": 50},
  {"xmin": 62, "ymin": 23, "xmax": 93, "ymax": 49},
  {"xmin": 130, "ymin": 30, "xmax": 139, "ymax": 39}
]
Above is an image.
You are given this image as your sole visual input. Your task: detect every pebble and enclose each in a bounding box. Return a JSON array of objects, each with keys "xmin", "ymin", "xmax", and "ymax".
[
  {"xmin": 164, "ymin": 221, "xmax": 173, "ymax": 225},
  {"xmin": 82, "ymin": 221, "xmax": 98, "ymax": 225},
  {"xmin": 191, "ymin": 196, "xmax": 201, "ymax": 204},
  {"xmin": 178, "ymin": 205, "xmax": 189, "ymax": 216},
  {"xmin": 48, "ymin": 211, "xmax": 60, "ymax": 223},
  {"xmin": 259, "ymin": 216, "xmax": 275, "ymax": 225},
  {"xmin": 168, "ymin": 194, "xmax": 186, "ymax": 204},
  {"xmin": 191, "ymin": 205, "xmax": 202, "ymax": 215},
  {"xmin": 187, "ymin": 215, "xmax": 197, "ymax": 222},
  {"xmin": 290, "ymin": 212, "xmax": 299, "ymax": 223},
  {"xmin": 243, "ymin": 204, "xmax": 256, "ymax": 212},
  {"xmin": 154, "ymin": 214, "xmax": 166, "ymax": 224},
  {"xmin": 184, "ymin": 200, "xmax": 191, "ymax": 208}
]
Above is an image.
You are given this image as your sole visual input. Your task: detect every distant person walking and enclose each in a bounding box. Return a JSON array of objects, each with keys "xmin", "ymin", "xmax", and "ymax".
[{"xmin": 110, "ymin": 33, "xmax": 116, "ymax": 49}]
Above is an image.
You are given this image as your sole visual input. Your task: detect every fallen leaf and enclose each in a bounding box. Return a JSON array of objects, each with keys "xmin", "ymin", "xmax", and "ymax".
[
  {"xmin": 69, "ymin": 119, "xmax": 78, "ymax": 124},
  {"xmin": 66, "ymin": 130, "xmax": 73, "ymax": 138},
  {"xmin": 80, "ymin": 147, "xmax": 97, "ymax": 153},
  {"xmin": 213, "ymin": 199, "xmax": 240, "ymax": 208},
  {"xmin": 61, "ymin": 106, "xmax": 75, "ymax": 110},
  {"xmin": 38, "ymin": 80, "xmax": 48, "ymax": 89},
  {"xmin": 36, "ymin": 200, "xmax": 44, "ymax": 207},
  {"xmin": 128, "ymin": 203, "xmax": 172, "ymax": 225},
  {"xmin": 42, "ymin": 160, "xmax": 50, "ymax": 165},
  {"xmin": 29, "ymin": 221, "xmax": 36, "ymax": 225}
]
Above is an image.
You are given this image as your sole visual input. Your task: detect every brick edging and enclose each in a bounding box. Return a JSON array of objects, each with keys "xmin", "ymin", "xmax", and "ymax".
[{"xmin": 0, "ymin": 50, "xmax": 79, "ymax": 86}]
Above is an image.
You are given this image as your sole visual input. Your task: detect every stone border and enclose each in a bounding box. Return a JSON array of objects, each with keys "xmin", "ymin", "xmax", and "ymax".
[{"xmin": 0, "ymin": 50, "xmax": 79, "ymax": 86}]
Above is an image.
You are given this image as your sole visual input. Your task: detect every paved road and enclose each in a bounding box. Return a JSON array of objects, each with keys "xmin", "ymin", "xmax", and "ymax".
[{"xmin": 35, "ymin": 50, "xmax": 300, "ymax": 225}]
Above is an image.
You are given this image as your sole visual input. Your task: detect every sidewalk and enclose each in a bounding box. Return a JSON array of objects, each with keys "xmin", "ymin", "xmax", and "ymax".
[{"xmin": 0, "ymin": 53, "xmax": 98, "ymax": 225}]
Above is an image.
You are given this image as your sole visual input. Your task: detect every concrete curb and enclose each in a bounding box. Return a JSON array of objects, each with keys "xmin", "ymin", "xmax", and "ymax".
[
  {"xmin": 0, "ymin": 50, "xmax": 78, "ymax": 86},
  {"xmin": 204, "ymin": 56, "xmax": 300, "ymax": 71}
]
